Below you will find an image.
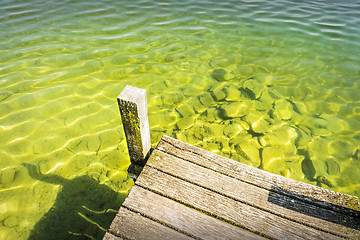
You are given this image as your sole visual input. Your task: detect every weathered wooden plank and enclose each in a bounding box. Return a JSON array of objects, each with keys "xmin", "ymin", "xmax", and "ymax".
[
  {"xmin": 117, "ymin": 85, "xmax": 151, "ymax": 166},
  {"xmin": 124, "ymin": 185, "xmax": 265, "ymax": 240},
  {"xmin": 109, "ymin": 207, "xmax": 193, "ymax": 240},
  {"xmin": 136, "ymin": 166, "xmax": 342, "ymax": 240},
  {"xmin": 146, "ymin": 149, "xmax": 360, "ymax": 238},
  {"xmin": 157, "ymin": 135, "xmax": 360, "ymax": 215},
  {"xmin": 103, "ymin": 232, "xmax": 123, "ymax": 240}
]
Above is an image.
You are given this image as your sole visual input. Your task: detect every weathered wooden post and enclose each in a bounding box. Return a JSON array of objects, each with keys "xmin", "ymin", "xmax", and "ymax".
[{"xmin": 117, "ymin": 85, "xmax": 151, "ymax": 179}]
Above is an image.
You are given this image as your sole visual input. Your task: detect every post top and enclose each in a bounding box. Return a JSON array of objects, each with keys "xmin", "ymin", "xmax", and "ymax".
[{"xmin": 118, "ymin": 85, "xmax": 146, "ymax": 103}]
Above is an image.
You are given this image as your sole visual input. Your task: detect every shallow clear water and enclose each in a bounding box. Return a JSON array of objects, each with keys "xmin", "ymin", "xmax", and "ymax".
[{"xmin": 1, "ymin": 0, "xmax": 360, "ymax": 239}]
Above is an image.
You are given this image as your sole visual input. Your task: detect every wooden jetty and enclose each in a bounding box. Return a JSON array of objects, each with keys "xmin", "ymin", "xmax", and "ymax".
[{"xmin": 104, "ymin": 85, "xmax": 360, "ymax": 240}]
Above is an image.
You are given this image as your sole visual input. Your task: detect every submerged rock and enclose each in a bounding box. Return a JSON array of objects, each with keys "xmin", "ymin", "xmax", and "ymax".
[
  {"xmin": 176, "ymin": 116, "xmax": 197, "ymax": 130},
  {"xmin": 328, "ymin": 139, "xmax": 354, "ymax": 159},
  {"xmin": 243, "ymin": 79, "xmax": 265, "ymax": 99},
  {"xmin": 205, "ymin": 141, "xmax": 222, "ymax": 155},
  {"xmin": 220, "ymin": 101, "xmax": 251, "ymax": 119},
  {"xmin": 211, "ymin": 69, "xmax": 227, "ymax": 82},
  {"xmin": 175, "ymin": 131, "xmax": 188, "ymax": 144},
  {"xmin": 234, "ymin": 65, "xmax": 255, "ymax": 79},
  {"xmin": 308, "ymin": 137, "xmax": 329, "ymax": 156},
  {"xmin": 223, "ymin": 85, "xmax": 243, "ymax": 102},
  {"xmin": 234, "ymin": 138, "xmax": 261, "ymax": 168},
  {"xmin": 192, "ymin": 124, "xmax": 207, "ymax": 141},
  {"xmin": 320, "ymin": 113, "xmax": 349, "ymax": 134},
  {"xmin": 259, "ymin": 88, "xmax": 280, "ymax": 107},
  {"xmin": 307, "ymin": 140, "xmax": 341, "ymax": 188},
  {"xmin": 301, "ymin": 116, "xmax": 333, "ymax": 137},
  {"xmin": 205, "ymin": 107, "xmax": 220, "ymax": 122},
  {"xmin": 245, "ymin": 110, "xmax": 270, "ymax": 134},
  {"xmin": 211, "ymin": 85, "xmax": 226, "ymax": 101},
  {"xmin": 262, "ymin": 146, "xmax": 304, "ymax": 180},
  {"xmin": 193, "ymin": 97, "xmax": 207, "ymax": 114},
  {"xmin": 221, "ymin": 139, "xmax": 232, "ymax": 155},
  {"xmin": 274, "ymin": 99, "xmax": 296, "ymax": 120},
  {"xmin": 315, "ymin": 175, "xmax": 336, "ymax": 188},
  {"xmin": 252, "ymin": 100, "xmax": 268, "ymax": 112},
  {"xmin": 223, "ymin": 122, "xmax": 244, "ymax": 138},
  {"xmin": 195, "ymin": 122, "xmax": 224, "ymax": 142},
  {"xmin": 149, "ymin": 110, "xmax": 178, "ymax": 131},
  {"xmin": 0, "ymin": 168, "xmax": 16, "ymax": 185},
  {"xmin": 325, "ymin": 157, "xmax": 341, "ymax": 176},
  {"xmin": 229, "ymin": 131, "xmax": 252, "ymax": 147},
  {"xmin": 3, "ymin": 216, "xmax": 18, "ymax": 227},
  {"xmin": 176, "ymin": 103, "xmax": 195, "ymax": 118},
  {"xmin": 199, "ymin": 92, "xmax": 215, "ymax": 107},
  {"xmin": 340, "ymin": 159, "xmax": 360, "ymax": 188},
  {"xmin": 262, "ymin": 146, "xmax": 286, "ymax": 171},
  {"xmin": 308, "ymin": 137, "xmax": 337, "ymax": 180},
  {"xmin": 161, "ymin": 93, "xmax": 183, "ymax": 106},
  {"xmin": 210, "ymin": 82, "xmax": 245, "ymax": 102},
  {"xmin": 259, "ymin": 124, "xmax": 298, "ymax": 147},
  {"xmin": 294, "ymin": 126, "xmax": 312, "ymax": 149},
  {"xmin": 282, "ymin": 156, "xmax": 305, "ymax": 180}
]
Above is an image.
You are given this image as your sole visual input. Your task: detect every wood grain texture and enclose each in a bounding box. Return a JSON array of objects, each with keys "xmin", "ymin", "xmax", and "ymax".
[
  {"xmin": 146, "ymin": 149, "xmax": 360, "ymax": 238},
  {"xmin": 105, "ymin": 135, "xmax": 360, "ymax": 240},
  {"xmin": 117, "ymin": 85, "xmax": 151, "ymax": 166},
  {"xmin": 109, "ymin": 207, "xmax": 193, "ymax": 240},
  {"xmin": 103, "ymin": 232, "xmax": 123, "ymax": 240},
  {"xmin": 157, "ymin": 135, "xmax": 360, "ymax": 215},
  {"xmin": 136, "ymin": 166, "xmax": 342, "ymax": 240},
  {"xmin": 123, "ymin": 185, "xmax": 265, "ymax": 240}
]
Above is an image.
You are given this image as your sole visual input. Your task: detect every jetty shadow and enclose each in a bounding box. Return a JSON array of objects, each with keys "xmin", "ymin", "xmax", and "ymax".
[
  {"xmin": 23, "ymin": 163, "xmax": 128, "ymax": 240},
  {"xmin": 268, "ymin": 186, "xmax": 360, "ymax": 230}
]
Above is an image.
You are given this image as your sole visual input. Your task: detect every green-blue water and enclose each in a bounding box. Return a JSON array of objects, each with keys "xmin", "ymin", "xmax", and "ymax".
[{"xmin": 1, "ymin": 0, "xmax": 360, "ymax": 239}]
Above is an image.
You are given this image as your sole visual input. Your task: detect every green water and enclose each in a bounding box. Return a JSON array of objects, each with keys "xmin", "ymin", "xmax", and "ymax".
[{"xmin": 1, "ymin": 0, "xmax": 360, "ymax": 239}]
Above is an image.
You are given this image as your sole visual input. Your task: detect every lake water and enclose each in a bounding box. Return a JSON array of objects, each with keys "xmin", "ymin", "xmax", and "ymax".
[{"xmin": 1, "ymin": 0, "xmax": 360, "ymax": 239}]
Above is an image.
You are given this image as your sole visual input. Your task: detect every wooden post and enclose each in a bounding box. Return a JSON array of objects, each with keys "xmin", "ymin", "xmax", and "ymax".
[{"xmin": 117, "ymin": 85, "xmax": 151, "ymax": 168}]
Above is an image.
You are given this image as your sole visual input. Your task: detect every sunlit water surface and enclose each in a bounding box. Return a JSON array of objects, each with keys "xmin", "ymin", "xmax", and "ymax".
[{"xmin": 1, "ymin": 0, "xmax": 360, "ymax": 239}]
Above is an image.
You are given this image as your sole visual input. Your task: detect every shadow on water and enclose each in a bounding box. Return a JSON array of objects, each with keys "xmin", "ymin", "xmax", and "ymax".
[
  {"xmin": 22, "ymin": 163, "xmax": 129, "ymax": 240},
  {"xmin": 268, "ymin": 186, "xmax": 360, "ymax": 230}
]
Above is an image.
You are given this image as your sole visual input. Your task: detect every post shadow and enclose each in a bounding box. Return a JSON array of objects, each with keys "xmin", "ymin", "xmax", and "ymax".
[
  {"xmin": 268, "ymin": 186, "xmax": 360, "ymax": 230},
  {"xmin": 23, "ymin": 163, "xmax": 129, "ymax": 240}
]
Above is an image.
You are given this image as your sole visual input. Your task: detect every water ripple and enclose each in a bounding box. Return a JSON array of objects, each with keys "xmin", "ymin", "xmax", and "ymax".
[{"xmin": 1, "ymin": 0, "xmax": 360, "ymax": 239}]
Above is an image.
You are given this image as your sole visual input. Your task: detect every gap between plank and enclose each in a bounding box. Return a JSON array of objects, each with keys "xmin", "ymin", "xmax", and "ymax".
[
  {"xmin": 144, "ymin": 163, "xmax": 344, "ymax": 238},
  {"xmin": 160, "ymin": 137, "xmax": 360, "ymax": 218}
]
